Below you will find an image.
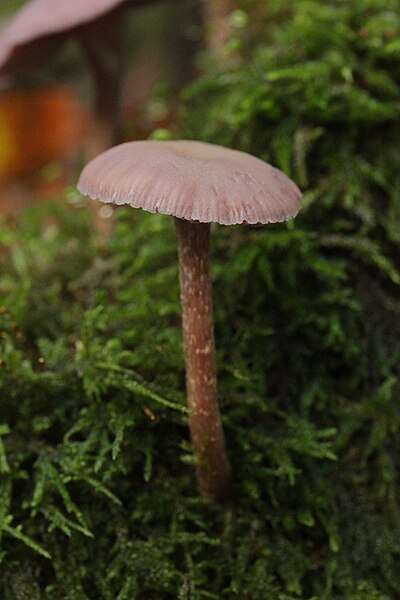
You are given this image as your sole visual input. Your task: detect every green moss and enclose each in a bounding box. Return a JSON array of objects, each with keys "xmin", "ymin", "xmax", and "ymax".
[{"xmin": 1, "ymin": 0, "xmax": 400, "ymax": 597}]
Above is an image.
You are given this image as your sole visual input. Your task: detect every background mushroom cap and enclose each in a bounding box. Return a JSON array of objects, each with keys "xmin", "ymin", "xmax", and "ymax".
[
  {"xmin": 0, "ymin": 0, "xmax": 131, "ymax": 76},
  {"xmin": 78, "ymin": 140, "xmax": 302, "ymax": 225}
]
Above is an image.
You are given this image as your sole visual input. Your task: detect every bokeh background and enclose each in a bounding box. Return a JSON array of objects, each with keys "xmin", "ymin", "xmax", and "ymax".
[{"xmin": 0, "ymin": 0, "xmax": 201, "ymax": 216}]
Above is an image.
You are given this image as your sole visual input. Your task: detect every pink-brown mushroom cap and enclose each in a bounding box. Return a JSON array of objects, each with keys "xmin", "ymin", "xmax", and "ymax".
[
  {"xmin": 78, "ymin": 140, "xmax": 302, "ymax": 225},
  {"xmin": 0, "ymin": 0, "xmax": 132, "ymax": 76}
]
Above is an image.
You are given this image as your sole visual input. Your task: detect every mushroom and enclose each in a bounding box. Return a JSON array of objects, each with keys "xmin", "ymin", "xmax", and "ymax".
[
  {"xmin": 0, "ymin": 0, "xmax": 170, "ymax": 155},
  {"xmin": 77, "ymin": 140, "xmax": 302, "ymax": 501},
  {"xmin": 0, "ymin": 0, "xmax": 171, "ymax": 231}
]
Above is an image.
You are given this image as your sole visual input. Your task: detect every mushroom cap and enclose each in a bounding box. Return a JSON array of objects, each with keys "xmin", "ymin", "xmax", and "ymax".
[
  {"xmin": 0, "ymin": 0, "xmax": 131, "ymax": 76},
  {"xmin": 78, "ymin": 140, "xmax": 302, "ymax": 225}
]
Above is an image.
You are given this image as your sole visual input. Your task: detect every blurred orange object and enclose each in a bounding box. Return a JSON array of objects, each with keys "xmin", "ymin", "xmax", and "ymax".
[{"xmin": 0, "ymin": 85, "xmax": 87, "ymax": 181}]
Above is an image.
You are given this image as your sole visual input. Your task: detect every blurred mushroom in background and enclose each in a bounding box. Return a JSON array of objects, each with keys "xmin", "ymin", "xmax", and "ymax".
[{"xmin": 0, "ymin": 0, "xmax": 203, "ymax": 220}]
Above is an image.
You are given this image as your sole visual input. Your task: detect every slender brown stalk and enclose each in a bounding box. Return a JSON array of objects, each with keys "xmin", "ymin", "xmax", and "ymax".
[
  {"xmin": 175, "ymin": 217, "xmax": 231, "ymax": 501},
  {"xmin": 78, "ymin": 8, "xmax": 124, "ymax": 234},
  {"xmin": 79, "ymin": 8, "xmax": 124, "ymax": 156}
]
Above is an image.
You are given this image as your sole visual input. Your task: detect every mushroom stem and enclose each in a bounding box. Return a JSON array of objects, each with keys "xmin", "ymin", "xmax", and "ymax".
[
  {"xmin": 175, "ymin": 217, "xmax": 231, "ymax": 501},
  {"xmin": 79, "ymin": 8, "xmax": 124, "ymax": 157},
  {"xmin": 78, "ymin": 8, "xmax": 124, "ymax": 234}
]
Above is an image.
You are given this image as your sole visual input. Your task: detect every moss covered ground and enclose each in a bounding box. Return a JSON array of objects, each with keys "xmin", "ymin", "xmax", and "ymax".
[{"xmin": 1, "ymin": 0, "xmax": 400, "ymax": 597}]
